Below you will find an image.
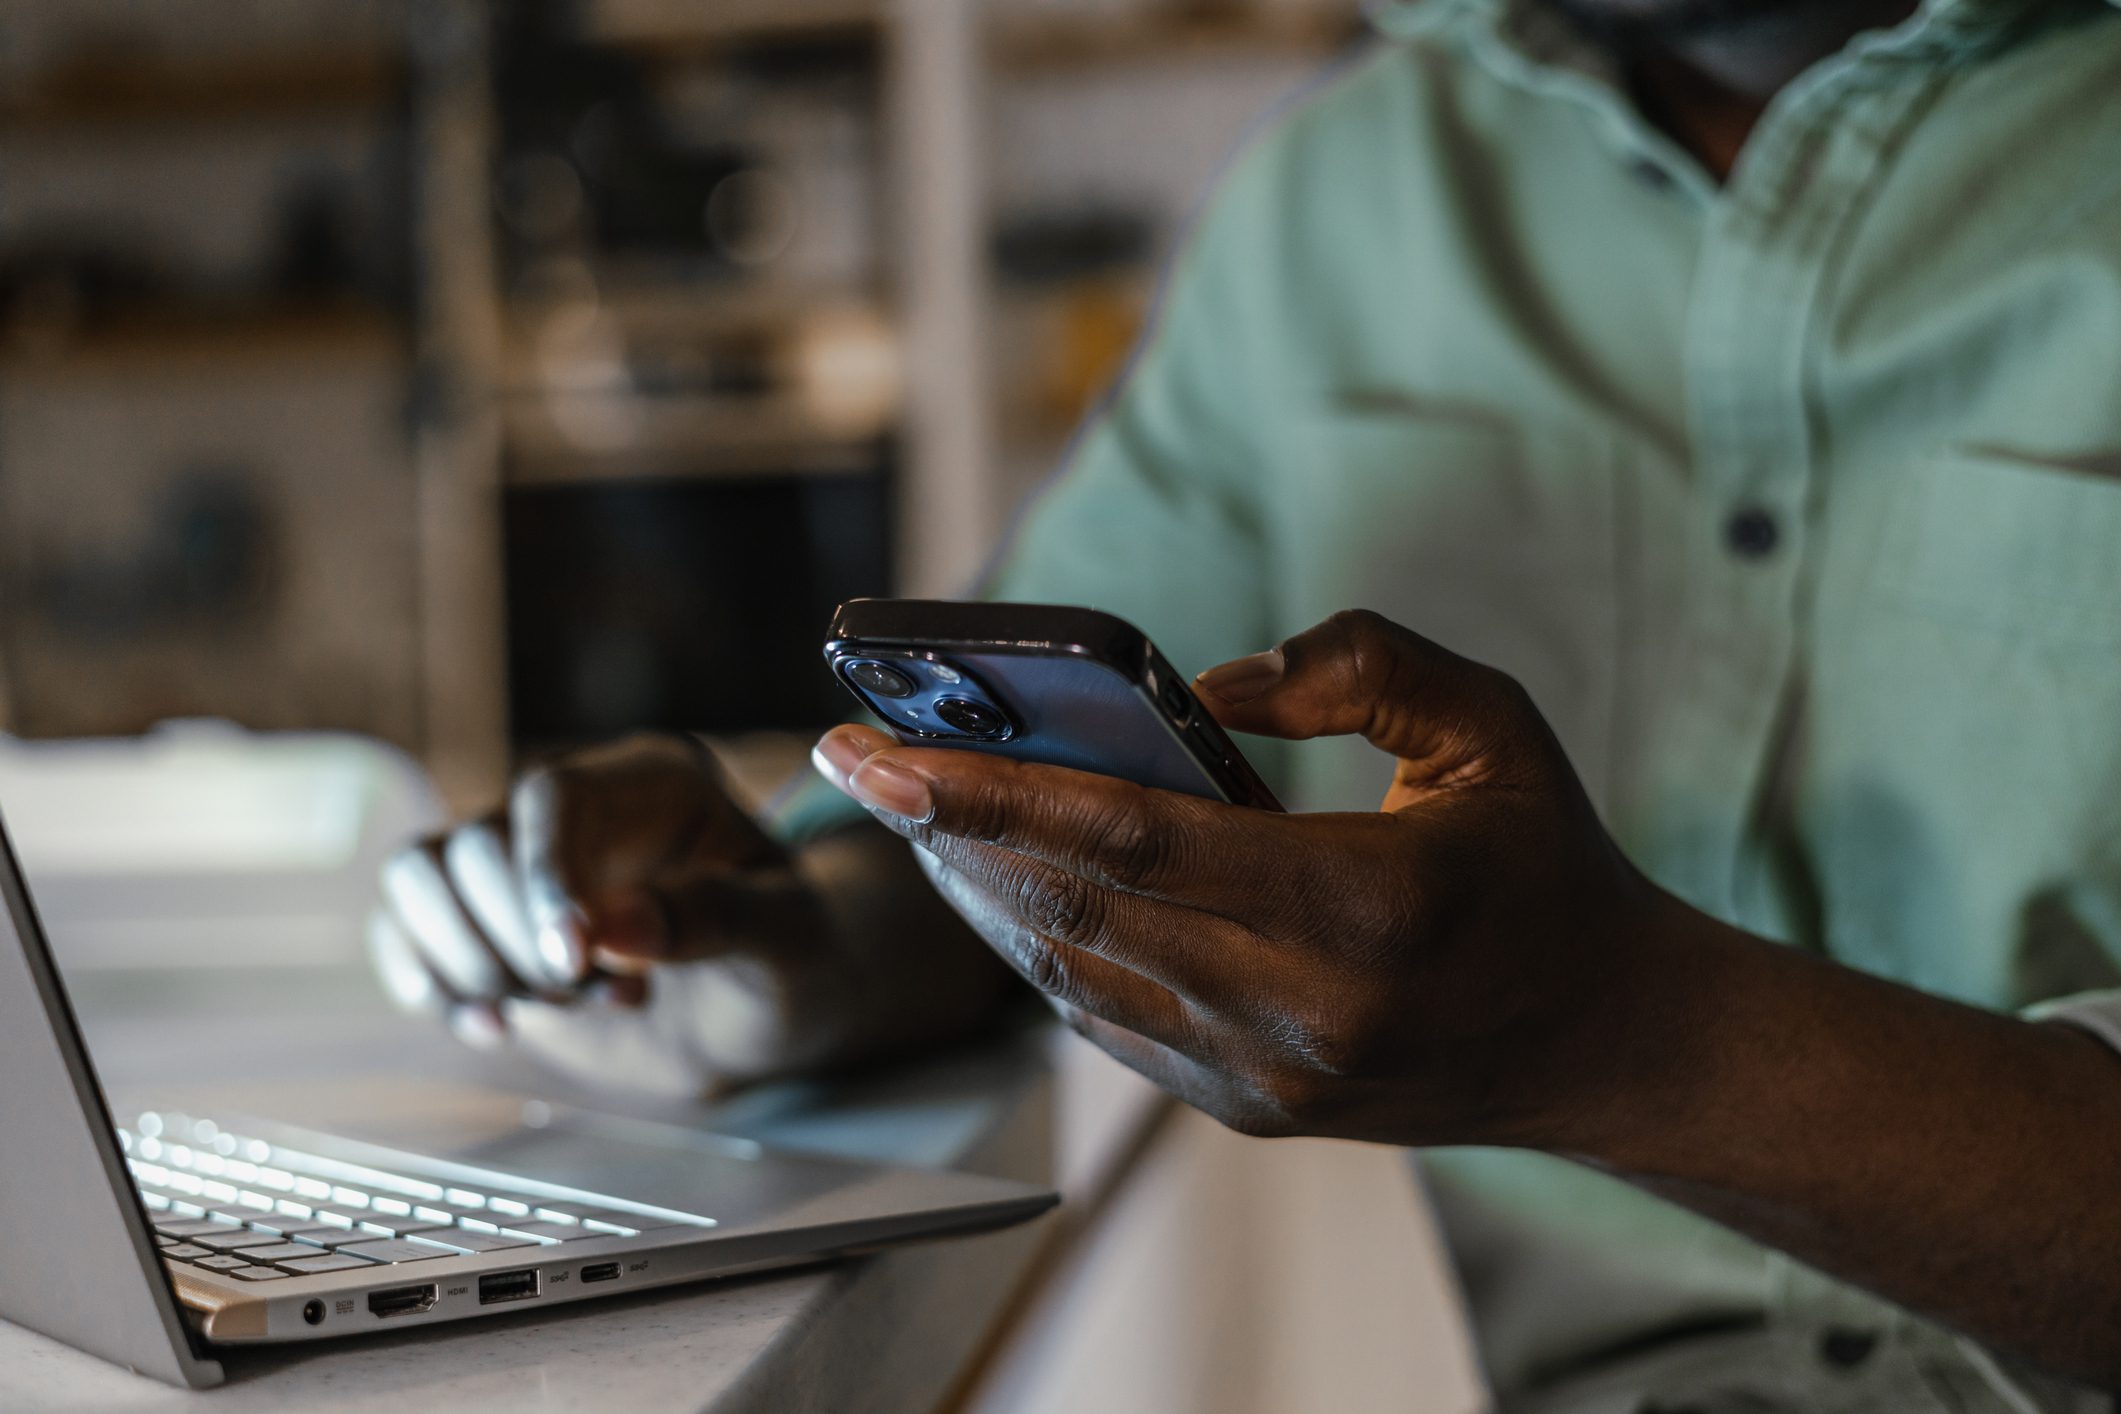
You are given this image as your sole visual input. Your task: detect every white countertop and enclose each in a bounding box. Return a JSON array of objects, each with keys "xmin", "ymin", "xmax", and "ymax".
[{"xmin": 3, "ymin": 972, "xmax": 1063, "ymax": 1413}]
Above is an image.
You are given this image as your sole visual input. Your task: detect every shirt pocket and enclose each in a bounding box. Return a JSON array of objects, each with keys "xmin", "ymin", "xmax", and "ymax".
[
  {"xmin": 1268, "ymin": 407, "xmax": 1623, "ymax": 810},
  {"xmin": 1870, "ymin": 447, "xmax": 2121, "ymax": 649}
]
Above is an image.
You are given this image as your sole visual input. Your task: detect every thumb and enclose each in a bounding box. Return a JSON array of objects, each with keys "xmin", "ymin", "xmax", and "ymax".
[{"xmin": 1193, "ymin": 609, "xmax": 1532, "ymax": 788}]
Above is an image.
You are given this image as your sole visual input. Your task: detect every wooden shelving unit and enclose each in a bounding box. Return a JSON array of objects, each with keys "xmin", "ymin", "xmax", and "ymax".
[
  {"xmin": 0, "ymin": 0, "xmax": 1362, "ymax": 807},
  {"xmin": 569, "ymin": 0, "xmax": 882, "ymax": 51},
  {"xmin": 990, "ymin": 5, "xmax": 1364, "ymax": 72},
  {"xmin": 0, "ymin": 48, "xmax": 401, "ymax": 129}
]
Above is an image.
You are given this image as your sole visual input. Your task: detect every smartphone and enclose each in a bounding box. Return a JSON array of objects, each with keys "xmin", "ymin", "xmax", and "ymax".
[{"xmin": 823, "ymin": 599, "xmax": 1283, "ymax": 810}]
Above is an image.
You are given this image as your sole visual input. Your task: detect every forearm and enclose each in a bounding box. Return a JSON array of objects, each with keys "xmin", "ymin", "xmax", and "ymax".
[{"xmin": 1565, "ymin": 893, "xmax": 2121, "ymax": 1387}]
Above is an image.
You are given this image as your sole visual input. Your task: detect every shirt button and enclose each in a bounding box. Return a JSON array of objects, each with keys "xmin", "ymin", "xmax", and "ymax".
[
  {"xmin": 1818, "ymin": 1326, "xmax": 1879, "ymax": 1370},
  {"xmin": 1724, "ymin": 507, "xmax": 1780, "ymax": 559},
  {"xmin": 1629, "ymin": 157, "xmax": 1676, "ymax": 192}
]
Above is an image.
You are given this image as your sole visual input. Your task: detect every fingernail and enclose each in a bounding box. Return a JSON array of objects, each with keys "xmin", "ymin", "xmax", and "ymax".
[
  {"xmin": 587, "ymin": 892, "xmax": 662, "ymax": 958},
  {"xmin": 814, "ymin": 730, "xmax": 885, "ymax": 788},
  {"xmin": 1196, "ymin": 648, "xmax": 1285, "ymax": 703},
  {"xmin": 848, "ymin": 758, "xmax": 934, "ymax": 822},
  {"xmin": 450, "ymin": 1004, "xmax": 507, "ymax": 1051},
  {"xmin": 537, "ymin": 917, "xmax": 585, "ymax": 981}
]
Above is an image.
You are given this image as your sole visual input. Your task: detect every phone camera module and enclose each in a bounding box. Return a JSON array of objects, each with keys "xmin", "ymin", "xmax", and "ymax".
[
  {"xmin": 933, "ymin": 697, "xmax": 1011, "ymax": 740},
  {"xmin": 846, "ymin": 659, "xmax": 917, "ymax": 699}
]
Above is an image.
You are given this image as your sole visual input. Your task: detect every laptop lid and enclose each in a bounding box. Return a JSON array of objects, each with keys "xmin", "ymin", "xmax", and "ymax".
[{"xmin": 0, "ymin": 804, "xmax": 225, "ymax": 1388}]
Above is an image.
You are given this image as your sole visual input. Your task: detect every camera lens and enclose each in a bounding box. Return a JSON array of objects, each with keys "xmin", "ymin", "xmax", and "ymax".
[
  {"xmin": 846, "ymin": 660, "xmax": 916, "ymax": 699},
  {"xmin": 933, "ymin": 697, "xmax": 1010, "ymax": 739}
]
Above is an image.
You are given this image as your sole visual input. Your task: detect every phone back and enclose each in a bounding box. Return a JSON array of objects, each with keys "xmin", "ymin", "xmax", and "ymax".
[
  {"xmin": 900, "ymin": 649, "xmax": 1226, "ymax": 799},
  {"xmin": 826, "ymin": 599, "xmax": 1280, "ymax": 809}
]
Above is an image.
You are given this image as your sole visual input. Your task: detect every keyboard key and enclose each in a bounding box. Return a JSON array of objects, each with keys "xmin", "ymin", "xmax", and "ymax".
[
  {"xmin": 274, "ymin": 1253, "xmax": 376, "ymax": 1275},
  {"xmin": 499, "ymin": 1222, "xmax": 594, "ymax": 1243},
  {"xmin": 413, "ymin": 1229, "xmax": 536, "ymax": 1254},
  {"xmin": 155, "ymin": 1219, "xmax": 239, "ymax": 1239},
  {"xmin": 239, "ymin": 1242, "xmax": 334, "ymax": 1263},
  {"xmin": 193, "ymin": 1229, "xmax": 286, "ymax": 1255},
  {"xmin": 336, "ymin": 1238, "xmax": 450, "ymax": 1264},
  {"xmin": 580, "ymin": 1219, "xmax": 644, "ymax": 1237},
  {"xmin": 140, "ymin": 1191, "xmax": 172, "ymax": 1212},
  {"xmin": 196, "ymin": 1255, "xmax": 253, "ymax": 1271},
  {"xmin": 533, "ymin": 1203, "xmax": 645, "ymax": 1227},
  {"xmin": 355, "ymin": 1216, "xmax": 453, "ymax": 1239},
  {"xmin": 485, "ymin": 1197, "xmax": 533, "ymax": 1217},
  {"xmin": 228, "ymin": 1265, "xmax": 289, "ymax": 1281},
  {"xmin": 190, "ymin": 1230, "xmax": 284, "ymax": 1252},
  {"xmin": 161, "ymin": 1244, "xmax": 212, "ymax": 1260},
  {"xmin": 412, "ymin": 1201, "xmax": 488, "ymax": 1225},
  {"xmin": 274, "ymin": 1226, "xmax": 369, "ymax": 1248},
  {"xmin": 307, "ymin": 1206, "xmax": 369, "ymax": 1230}
]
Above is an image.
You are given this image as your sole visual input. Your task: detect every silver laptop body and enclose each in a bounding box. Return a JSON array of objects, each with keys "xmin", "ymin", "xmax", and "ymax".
[{"xmin": 0, "ymin": 805, "xmax": 1056, "ymax": 1388}]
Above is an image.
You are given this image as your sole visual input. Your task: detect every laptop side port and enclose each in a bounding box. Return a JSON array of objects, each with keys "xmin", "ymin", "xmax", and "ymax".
[
  {"xmin": 478, "ymin": 1269, "xmax": 540, "ymax": 1305},
  {"xmin": 580, "ymin": 1262, "xmax": 620, "ymax": 1284},
  {"xmin": 368, "ymin": 1284, "xmax": 438, "ymax": 1319}
]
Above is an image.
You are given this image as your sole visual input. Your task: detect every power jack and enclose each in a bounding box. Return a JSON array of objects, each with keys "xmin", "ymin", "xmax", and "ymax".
[{"xmin": 302, "ymin": 1299, "xmax": 326, "ymax": 1326}]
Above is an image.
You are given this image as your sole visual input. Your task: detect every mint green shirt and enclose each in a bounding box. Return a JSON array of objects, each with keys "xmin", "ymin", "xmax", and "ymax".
[{"xmin": 956, "ymin": 0, "xmax": 2121, "ymax": 1406}]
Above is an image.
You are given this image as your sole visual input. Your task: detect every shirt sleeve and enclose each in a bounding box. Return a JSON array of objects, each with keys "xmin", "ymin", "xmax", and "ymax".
[
  {"xmin": 978, "ymin": 133, "xmax": 1287, "ymax": 688},
  {"xmin": 768, "ymin": 134, "xmax": 1301, "ymax": 846}
]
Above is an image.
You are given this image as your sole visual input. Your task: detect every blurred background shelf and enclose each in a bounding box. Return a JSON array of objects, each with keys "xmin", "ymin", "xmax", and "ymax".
[
  {"xmin": 0, "ymin": 48, "xmax": 402, "ymax": 129},
  {"xmin": 0, "ymin": 0, "xmax": 1362, "ymax": 810},
  {"xmin": 0, "ymin": 307, "xmax": 404, "ymax": 374},
  {"xmin": 990, "ymin": 6, "xmax": 1364, "ymax": 71},
  {"xmin": 568, "ymin": 0, "xmax": 883, "ymax": 51}
]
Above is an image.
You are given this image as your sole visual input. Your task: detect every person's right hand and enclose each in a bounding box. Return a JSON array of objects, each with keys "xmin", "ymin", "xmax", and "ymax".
[{"xmin": 365, "ymin": 732, "xmax": 879, "ymax": 1099}]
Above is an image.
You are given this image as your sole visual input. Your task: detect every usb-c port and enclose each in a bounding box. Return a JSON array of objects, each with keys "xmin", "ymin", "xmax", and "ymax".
[{"xmin": 580, "ymin": 1262, "xmax": 621, "ymax": 1284}]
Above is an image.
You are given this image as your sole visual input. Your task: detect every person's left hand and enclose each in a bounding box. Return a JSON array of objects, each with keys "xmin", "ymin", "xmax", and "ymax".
[{"xmin": 812, "ymin": 609, "xmax": 1690, "ymax": 1150}]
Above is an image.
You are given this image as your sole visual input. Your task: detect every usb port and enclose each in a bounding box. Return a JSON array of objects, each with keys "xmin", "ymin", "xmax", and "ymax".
[
  {"xmin": 579, "ymin": 1262, "xmax": 620, "ymax": 1284},
  {"xmin": 367, "ymin": 1284, "xmax": 437, "ymax": 1319},
  {"xmin": 478, "ymin": 1269, "xmax": 540, "ymax": 1305}
]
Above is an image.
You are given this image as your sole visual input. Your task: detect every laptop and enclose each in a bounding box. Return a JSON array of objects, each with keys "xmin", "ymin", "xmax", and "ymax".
[{"xmin": 0, "ymin": 803, "xmax": 1058, "ymax": 1389}]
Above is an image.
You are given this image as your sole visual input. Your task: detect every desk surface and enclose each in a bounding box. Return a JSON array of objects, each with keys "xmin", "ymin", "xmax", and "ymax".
[{"xmin": 4, "ymin": 973, "xmax": 1063, "ymax": 1413}]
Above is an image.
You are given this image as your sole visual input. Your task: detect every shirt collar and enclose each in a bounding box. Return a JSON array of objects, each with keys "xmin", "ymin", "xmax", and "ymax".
[
  {"xmin": 1359, "ymin": 0, "xmax": 2105, "ymax": 205},
  {"xmin": 1365, "ymin": 0, "xmax": 2115, "ymax": 58}
]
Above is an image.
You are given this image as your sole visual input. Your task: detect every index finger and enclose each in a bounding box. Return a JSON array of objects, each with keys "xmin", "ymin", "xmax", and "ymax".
[{"xmin": 824, "ymin": 725, "xmax": 1298, "ymax": 912}]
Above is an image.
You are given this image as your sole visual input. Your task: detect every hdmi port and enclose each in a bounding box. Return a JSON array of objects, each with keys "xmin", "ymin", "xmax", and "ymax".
[
  {"xmin": 478, "ymin": 1269, "xmax": 540, "ymax": 1305},
  {"xmin": 368, "ymin": 1284, "xmax": 437, "ymax": 1319}
]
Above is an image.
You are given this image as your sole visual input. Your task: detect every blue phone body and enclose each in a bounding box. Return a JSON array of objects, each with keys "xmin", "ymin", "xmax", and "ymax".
[{"xmin": 823, "ymin": 600, "xmax": 1282, "ymax": 810}]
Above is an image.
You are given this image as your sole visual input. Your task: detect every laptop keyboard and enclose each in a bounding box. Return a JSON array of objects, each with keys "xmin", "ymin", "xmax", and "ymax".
[{"xmin": 120, "ymin": 1111, "xmax": 695, "ymax": 1284}]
